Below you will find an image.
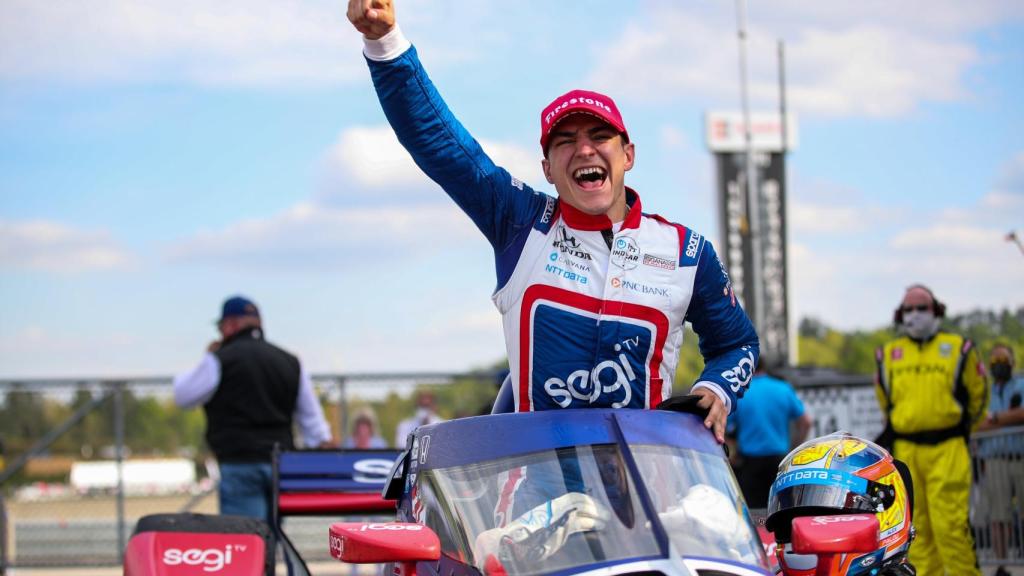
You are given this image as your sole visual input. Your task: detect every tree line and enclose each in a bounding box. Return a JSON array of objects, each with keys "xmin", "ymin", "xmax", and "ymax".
[{"xmin": 1, "ymin": 307, "xmax": 1021, "ymax": 487}]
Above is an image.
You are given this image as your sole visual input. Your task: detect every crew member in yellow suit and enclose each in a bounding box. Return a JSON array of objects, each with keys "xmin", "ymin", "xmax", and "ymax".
[{"xmin": 875, "ymin": 284, "xmax": 988, "ymax": 576}]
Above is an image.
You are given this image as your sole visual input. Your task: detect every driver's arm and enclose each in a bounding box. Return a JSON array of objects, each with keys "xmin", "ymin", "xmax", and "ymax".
[
  {"xmin": 348, "ymin": 1, "xmax": 551, "ymax": 258},
  {"xmin": 684, "ymin": 240, "xmax": 760, "ymax": 442},
  {"xmin": 473, "ymin": 492, "xmax": 609, "ymax": 564}
]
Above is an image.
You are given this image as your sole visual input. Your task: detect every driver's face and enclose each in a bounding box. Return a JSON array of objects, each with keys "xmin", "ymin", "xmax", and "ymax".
[{"xmin": 542, "ymin": 115, "xmax": 634, "ymax": 222}]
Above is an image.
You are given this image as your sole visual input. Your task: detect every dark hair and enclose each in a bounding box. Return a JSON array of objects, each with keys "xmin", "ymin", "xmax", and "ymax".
[
  {"xmin": 893, "ymin": 283, "xmax": 946, "ymax": 325},
  {"xmin": 989, "ymin": 342, "xmax": 1015, "ymax": 364}
]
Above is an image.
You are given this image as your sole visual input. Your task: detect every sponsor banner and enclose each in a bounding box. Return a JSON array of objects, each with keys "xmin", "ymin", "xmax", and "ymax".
[
  {"xmin": 714, "ymin": 150, "xmax": 789, "ymax": 367},
  {"xmin": 705, "ymin": 111, "xmax": 799, "ymax": 153},
  {"xmin": 796, "ymin": 385, "xmax": 886, "ymax": 441}
]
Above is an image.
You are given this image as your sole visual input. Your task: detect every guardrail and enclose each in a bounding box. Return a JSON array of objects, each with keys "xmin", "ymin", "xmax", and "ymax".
[
  {"xmin": 971, "ymin": 425, "xmax": 1024, "ymax": 567},
  {"xmin": 0, "ymin": 372, "xmax": 500, "ymax": 569},
  {"xmin": 2, "ymin": 374, "xmax": 1014, "ymax": 569}
]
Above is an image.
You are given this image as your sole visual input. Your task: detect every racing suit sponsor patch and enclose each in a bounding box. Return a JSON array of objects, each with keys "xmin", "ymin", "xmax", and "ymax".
[
  {"xmin": 642, "ymin": 253, "xmax": 676, "ymax": 270},
  {"xmin": 611, "ymin": 236, "xmax": 640, "ymax": 269},
  {"xmin": 520, "ymin": 285, "xmax": 669, "ymax": 412}
]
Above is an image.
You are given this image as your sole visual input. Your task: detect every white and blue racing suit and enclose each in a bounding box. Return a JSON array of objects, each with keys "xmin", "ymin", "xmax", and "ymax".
[{"xmin": 363, "ymin": 28, "xmax": 758, "ymax": 415}]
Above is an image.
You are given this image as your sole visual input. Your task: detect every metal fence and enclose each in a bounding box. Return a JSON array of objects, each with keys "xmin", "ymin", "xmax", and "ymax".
[
  {"xmin": 0, "ymin": 372, "xmax": 501, "ymax": 570},
  {"xmin": 0, "ymin": 375, "xmax": 1018, "ymax": 570},
  {"xmin": 972, "ymin": 426, "xmax": 1024, "ymax": 567}
]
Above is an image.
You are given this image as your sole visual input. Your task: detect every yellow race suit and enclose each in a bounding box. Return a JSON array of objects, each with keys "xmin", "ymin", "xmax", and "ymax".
[{"xmin": 875, "ymin": 331, "xmax": 988, "ymax": 576}]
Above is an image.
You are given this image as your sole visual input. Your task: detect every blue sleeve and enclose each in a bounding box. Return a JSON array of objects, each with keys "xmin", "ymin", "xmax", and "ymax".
[
  {"xmin": 366, "ymin": 46, "xmax": 552, "ymax": 288},
  {"xmin": 684, "ymin": 239, "xmax": 760, "ymax": 412}
]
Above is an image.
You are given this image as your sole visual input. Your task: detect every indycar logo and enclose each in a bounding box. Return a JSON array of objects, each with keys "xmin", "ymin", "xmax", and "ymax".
[
  {"xmin": 163, "ymin": 545, "xmax": 242, "ymax": 572},
  {"xmin": 611, "ymin": 237, "xmax": 640, "ymax": 269}
]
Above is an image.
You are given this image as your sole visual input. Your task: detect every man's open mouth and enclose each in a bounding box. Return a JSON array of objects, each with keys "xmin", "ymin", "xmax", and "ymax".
[{"xmin": 573, "ymin": 166, "xmax": 607, "ymax": 189}]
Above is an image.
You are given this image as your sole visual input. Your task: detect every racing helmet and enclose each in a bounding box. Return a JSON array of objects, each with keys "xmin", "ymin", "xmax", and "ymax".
[{"xmin": 764, "ymin": 432, "xmax": 914, "ymax": 576}]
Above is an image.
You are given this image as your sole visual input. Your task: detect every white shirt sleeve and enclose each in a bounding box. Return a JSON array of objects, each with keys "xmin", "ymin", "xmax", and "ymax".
[
  {"xmin": 294, "ymin": 365, "xmax": 332, "ymax": 447},
  {"xmin": 362, "ymin": 24, "xmax": 412, "ymax": 62},
  {"xmin": 690, "ymin": 381, "xmax": 732, "ymax": 414},
  {"xmin": 173, "ymin": 353, "xmax": 221, "ymax": 408}
]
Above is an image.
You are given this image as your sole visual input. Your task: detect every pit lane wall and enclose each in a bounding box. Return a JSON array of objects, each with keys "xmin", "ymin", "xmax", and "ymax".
[{"xmin": 0, "ymin": 371, "xmax": 1019, "ymax": 568}]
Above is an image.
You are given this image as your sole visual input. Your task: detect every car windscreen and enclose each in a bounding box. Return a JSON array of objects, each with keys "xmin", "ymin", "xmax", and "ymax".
[
  {"xmin": 630, "ymin": 444, "xmax": 768, "ymax": 569},
  {"xmin": 414, "ymin": 443, "xmax": 767, "ymax": 575}
]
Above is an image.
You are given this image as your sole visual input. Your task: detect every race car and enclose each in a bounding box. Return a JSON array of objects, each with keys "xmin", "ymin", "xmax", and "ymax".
[
  {"xmin": 333, "ymin": 406, "xmax": 777, "ymax": 576},
  {"xmin": 125, "ymin": 401, "xmax": 883, "ymax": 575}
]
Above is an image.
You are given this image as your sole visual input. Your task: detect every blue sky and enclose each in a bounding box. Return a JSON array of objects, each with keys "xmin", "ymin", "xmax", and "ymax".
[{"xmin": 1, "ymin": 0, "xmax": 1022, "ymax": 378}]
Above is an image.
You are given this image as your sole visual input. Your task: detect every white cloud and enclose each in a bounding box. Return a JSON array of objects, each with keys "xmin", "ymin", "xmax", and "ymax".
[
  {"xmin": 166, "ymin": 201, "xmax": 477, "ymax": 269},
  {"xmin": 588, "ymin": 2, "xmax": 1008, "ymax": 117},
  {"xmin": 788, "ymin": 156, "xmax": 1024, "ymax": 330},
  {"xmin": 995, "ymin": 150, "xmax": 1024, "ymax": 194},
  {"xmin": 790, "ymin": 204, "xmax": 865, "ymax": 234},
  {"xmin": 6, "ymin": 0, "xmax": 1017, "ymax": 114},
  {"xmin": 318, "ymin": 125, "xmax": 544, "ymax": 204},
  {"xmin": 0, "ymin": 325, "xmax": 145, "ymax": 378},
  {"xmin": 755, "ymin": 1, "xmax": 1024, "ymax": 36},
  {"xmin": 891, "ymin": 224, "xmax": 1005, "ymax": 251},
  {"xmin": 0, "ymin": 0, "xmax": 364, "ymax": 87},
  {"xmin": 785, "ymin": 26, "xmax": 975, "ymax": 116},
  {"xmin": 325, "ymin": 126, "xmax": 428, "ymax": 190},
  {"xmin": 0, "ymin": 219, "xmax": 132, "ymax": 272}
]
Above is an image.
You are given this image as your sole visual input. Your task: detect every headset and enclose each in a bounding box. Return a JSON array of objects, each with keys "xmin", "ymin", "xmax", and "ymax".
[{"xmin": 893, "ymin": 283, "xmax": 946, "ymax": 325}]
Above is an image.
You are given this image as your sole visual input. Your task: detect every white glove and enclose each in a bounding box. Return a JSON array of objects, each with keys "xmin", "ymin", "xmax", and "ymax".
[
  {"xmin": 475, "ymin": 492, "xmax": 610, "ymax": 563},
  {"xmin": 657, "ymin": 484, "xmax": 751, "ymax": 561}
]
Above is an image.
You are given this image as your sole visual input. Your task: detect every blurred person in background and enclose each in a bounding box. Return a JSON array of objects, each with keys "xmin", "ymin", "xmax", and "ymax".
[
  {"xmin": 976, "ymin": 343, "xmax": 1024, "ymax": 572},
  {"xmin": 394, "ymin": 390, "xmax": 444, "ymax": 448},
  {"xmin": 342, "ymin": 408, "xmax": 387, "ymax": 449},
  {"xmin": 727, "ymin": 361, "xmax": 811, "ymax": 509},
  {"xmin": 979, "ymin": 343, "xmax": 1024, "ymax": 430},
  {"xmin": 875, "ymin": 284, "xmax": 988, "ymax": 576},
  {"xmin": 174, "ymin": 295, "xmax": 334, "ymax": 525}
]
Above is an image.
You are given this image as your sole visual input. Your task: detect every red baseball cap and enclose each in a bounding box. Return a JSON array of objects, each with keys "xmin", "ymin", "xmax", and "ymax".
[{"xmin": 539, "ymin": 89, "xmax": 628, "ymax": 153}]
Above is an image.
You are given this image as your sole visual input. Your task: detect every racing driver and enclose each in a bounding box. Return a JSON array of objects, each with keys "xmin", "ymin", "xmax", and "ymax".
[{"xmin": 346, "ymin": 0, "xmax": 759, "ymax": 442}]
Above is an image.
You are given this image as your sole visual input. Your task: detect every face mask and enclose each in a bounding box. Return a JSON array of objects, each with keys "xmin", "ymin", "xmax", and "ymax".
[
  {"xmin": 415, "ymin": 407, "xmax": 432, "ymax": 421},
  {"xmin": 991, "ymin": 363, "xmax": 1013, "ymax": 381},
  {"xmin": 902, "ymin": 310, "xmax": 938, "ymax": 340}
]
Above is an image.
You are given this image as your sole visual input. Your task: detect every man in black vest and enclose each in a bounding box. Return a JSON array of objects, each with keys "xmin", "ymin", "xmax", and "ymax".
[{"xmin": 174, "ymin": 295, "xmax": 333, "ymax": 524}]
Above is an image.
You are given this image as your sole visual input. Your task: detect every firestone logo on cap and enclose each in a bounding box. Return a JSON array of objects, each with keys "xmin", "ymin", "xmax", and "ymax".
[{"xmin": 540, "ymin": 89, "xmax": 628, "ymax": 151}]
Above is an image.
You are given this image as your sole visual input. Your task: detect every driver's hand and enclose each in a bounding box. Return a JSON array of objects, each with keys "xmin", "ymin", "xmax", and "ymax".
[
  {"xmin": 692, "ymin": 387, "xmax": 727, "ymax": 444},
  {"xmin": 346, "ymin": 0, "xmax": 395, "ymax": 40}
]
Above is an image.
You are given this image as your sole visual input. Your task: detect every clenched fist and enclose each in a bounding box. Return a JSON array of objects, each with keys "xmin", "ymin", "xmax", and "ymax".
[{"xmin": 346, "ymin": 0, "xmax": 395, "ymax": 40}]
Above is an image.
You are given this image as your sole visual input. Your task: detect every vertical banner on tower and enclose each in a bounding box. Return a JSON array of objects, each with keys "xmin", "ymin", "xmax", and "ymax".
[{"xmin": 706, "ymin": 112, "xmax": 797, "ymax": 368}]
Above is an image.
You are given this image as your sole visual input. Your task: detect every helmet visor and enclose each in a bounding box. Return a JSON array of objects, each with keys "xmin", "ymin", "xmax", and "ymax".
[{"xmin": 767, "ymin": 468, "xmax": 876, "ymax": 519}]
